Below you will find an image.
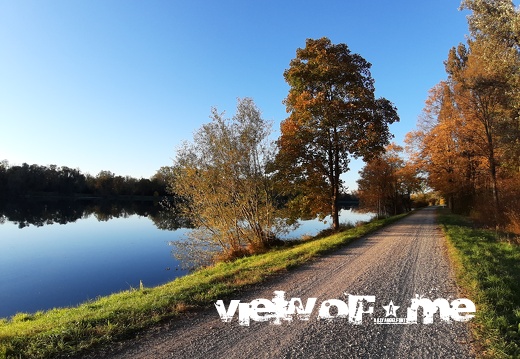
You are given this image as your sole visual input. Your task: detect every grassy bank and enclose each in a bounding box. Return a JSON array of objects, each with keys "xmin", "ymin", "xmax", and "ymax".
[
  {"xmin": 0, "ymin": 213, "xmax": 408, "ymax": 359},
  {"xmin": 438, "ymin": 210, "xmax": 520, "ymax": 358}
]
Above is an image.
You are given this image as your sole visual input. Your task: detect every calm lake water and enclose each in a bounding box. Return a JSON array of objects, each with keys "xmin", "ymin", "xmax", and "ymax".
[{"xmin": 0, "ymin": 201, "xmax": 372, "ymax": 318}]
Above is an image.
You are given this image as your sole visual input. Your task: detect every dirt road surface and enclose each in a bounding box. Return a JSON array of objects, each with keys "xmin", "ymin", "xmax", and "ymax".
[{"xmin": 85, "ymin": 207, "xmax": 474, "ymax": 358}]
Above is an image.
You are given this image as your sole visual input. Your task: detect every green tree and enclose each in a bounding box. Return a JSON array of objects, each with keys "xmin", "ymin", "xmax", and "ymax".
[
  {"xmin": 170, "ymin": 98, "xmax": 292, "ymax": 259},
  {"xmin": 275, "ymin": 37, "xmax": 399, "ymax": 230}
]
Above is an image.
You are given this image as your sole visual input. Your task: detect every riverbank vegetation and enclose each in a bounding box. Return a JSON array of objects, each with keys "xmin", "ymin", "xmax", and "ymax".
[
  {"xmin": 0, "ymin": 213, "xmax": 406, "ymax": 359},
  {"xmin": 166, "ymin": 40, "xmax": 399, "ymax": 261},
  {"xmin": 171, "ymin": 98, "xmax": 293, "ymax": 259},
  {"xmin": 439, "ymin": 209, "xmax": 520, "ymax": 358}
]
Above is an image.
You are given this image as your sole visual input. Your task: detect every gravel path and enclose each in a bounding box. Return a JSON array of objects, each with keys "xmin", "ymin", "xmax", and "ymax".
[{"xmin": 86, "ymin": 207, "xmax": 474, "ymax": 358}]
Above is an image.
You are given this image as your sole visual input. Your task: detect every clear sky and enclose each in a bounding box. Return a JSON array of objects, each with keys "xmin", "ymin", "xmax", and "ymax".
[{"xmin": 0, "ymin": 1, "xmax": 470, "ymax": 190}]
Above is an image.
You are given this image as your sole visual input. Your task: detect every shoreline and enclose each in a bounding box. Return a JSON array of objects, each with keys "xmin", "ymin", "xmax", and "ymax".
[{"xmin": 0, "ymin": 212, "xmax": 410, "ymax": 358}]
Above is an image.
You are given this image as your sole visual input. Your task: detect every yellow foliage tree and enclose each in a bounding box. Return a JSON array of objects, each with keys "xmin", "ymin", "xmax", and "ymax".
[{"xmin": 171, "ymin": 98, "xmax": 293, "ymax": 259}]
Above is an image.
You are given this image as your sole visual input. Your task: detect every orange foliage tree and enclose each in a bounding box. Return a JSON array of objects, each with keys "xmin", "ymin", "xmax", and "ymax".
[
  {"xmin": 407, "ymin": 0, "xmax": 520, "ymax": 230},
  {"xmin": 357, "ymin": 144, "xmax": 420, "ymax": 217},
  {"xmin": 407, "ymin": 81, "xmax": 483, "ymax": 214},
  {"xmin": 274, "ymin": 38, "xmax": 399, "ymax": 230}
]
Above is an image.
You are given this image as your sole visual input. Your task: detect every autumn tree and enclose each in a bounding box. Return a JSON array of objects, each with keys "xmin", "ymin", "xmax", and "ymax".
[
  {"xmin": 447, "ymin": 45, "xmax": 511, "ymax": 219},
  {"xmin": 407, "ymin": 82, "xmax": 481, "ymax": 213},
  {"xmin": 406, "ymin": 0, "xmax": 520, "ymax": 229},
  {"xmin": 275, "ymin": 37, "xmax": 399, "ymax": 230},
  {"xmin": 461, "ymin": 0, "xmax": 520, "ymax": 50},
  {"xmin": 461, "ymin": 0, "xmax": 520, "ymax": 175},
  {"xmin": 170, "ymin": 98, "xmax": 292, "ymax": 259},
  {"xmin": 447, "ymin": 2, "xmax": 520, "ymax": 224},
  {"xmin": 357, "ymin": 144, "xmax": 419, "ymax": 217}
]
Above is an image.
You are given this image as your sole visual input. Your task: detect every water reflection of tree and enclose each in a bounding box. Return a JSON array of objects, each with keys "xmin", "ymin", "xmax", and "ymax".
[
  {"xmin": 149, "ymin": 210, "xmax": 191, "ymax": 231},
  {"xmin": 0, "ymin": 199, "xmax": 187, "ymax": 230}
]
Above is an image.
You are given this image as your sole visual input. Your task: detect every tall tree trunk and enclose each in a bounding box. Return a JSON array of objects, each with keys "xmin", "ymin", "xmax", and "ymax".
[
  {"xmin": 332, "ymin": 182, "xmax": 340, "ymax": 231},
  {"xmin": 489, "ymin": 155, "xmax": 500, "ymax": 226},
  {"xmin": 327, "ymin": 126, "xmax": 341, "ymax": 231},
  {"xmin": 485, "ymin": 126, "xmax": 500, "ymax": 226}
]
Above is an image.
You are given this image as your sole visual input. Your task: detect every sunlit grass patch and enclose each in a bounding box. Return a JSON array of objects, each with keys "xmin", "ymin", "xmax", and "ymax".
[{"xmin": 439, "ymin": 209, "xmax": 520, "ymax": 359}]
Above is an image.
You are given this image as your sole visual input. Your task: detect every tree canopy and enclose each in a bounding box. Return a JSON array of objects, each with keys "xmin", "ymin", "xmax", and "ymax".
[
  {"xmin": 170, "ymin": 98, "xmax": 292, "ymax": 259},
  {"xmin": 407, "ymin": 0, "xmax": 520, "ymax": 230},
  {"xmin": 275, "ymin": 37, "xmax": 399, "ymax": 230},
  {"xmin": 357, "ymin": 144, "xmax": 420, "ymax": 217}
]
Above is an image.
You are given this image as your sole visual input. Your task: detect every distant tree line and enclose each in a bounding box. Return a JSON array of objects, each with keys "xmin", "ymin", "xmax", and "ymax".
[{"xmin": 0, "ymin": 161, "xmax": 169, "ymax": 199}]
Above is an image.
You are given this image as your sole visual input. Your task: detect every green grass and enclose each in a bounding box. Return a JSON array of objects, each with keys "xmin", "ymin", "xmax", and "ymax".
[
  {"xmin": 438, "ymin": 210, "xmax": 520, "ymax": 359},
  {"xmin": 0, "ymin": 213, "xmax": 408, "ymax": 359}
]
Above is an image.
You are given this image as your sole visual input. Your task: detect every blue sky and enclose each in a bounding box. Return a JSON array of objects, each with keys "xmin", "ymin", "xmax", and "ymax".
[{"xmin": 0, "ymin": 1, "xmax": 469, "ymax": 190}]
